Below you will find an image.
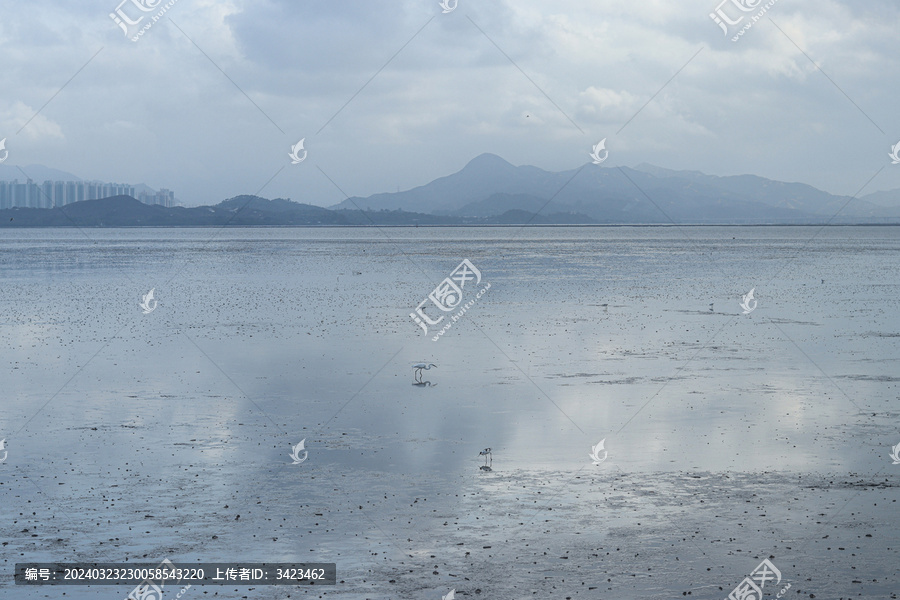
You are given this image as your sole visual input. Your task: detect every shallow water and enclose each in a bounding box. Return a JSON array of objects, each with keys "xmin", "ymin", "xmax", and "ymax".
[{"xmin": 1, "ymin": 226, "xmax": 898, "ymax": 599}]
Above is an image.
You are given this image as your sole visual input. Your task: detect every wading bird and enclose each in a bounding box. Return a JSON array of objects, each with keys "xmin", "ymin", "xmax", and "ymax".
[
  {"xmin": 479, "ymin": 447, "xmax": 492, "ymax": 471},
  {"xmin": 412, "ymin": 363, "xmax": 436, "ymax": 383}
]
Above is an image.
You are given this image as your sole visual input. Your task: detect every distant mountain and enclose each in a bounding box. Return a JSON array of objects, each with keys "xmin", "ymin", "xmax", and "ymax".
[
  {"xmin": 330, "ymin": 154, "xmax": 900, "ymax": 223},
  {"xmin": 0, "ymin": 195, "xmax": 352, "ymax": 227},
  {"xmin": 631, "ymin": 163, "xmax": 891, "ymax": 218},
  {"xmin": 0, "ymin": 164, "xmax": 83, "ymax": 182},
  {"xmin": 4, "ymin": 156, "xmax": 900, "ymax": 226},
  {"xmin": 445, "ymin": 193, "xmax": 552, "ymax": 217},
  {"xmin": 0, "ymin": 194, "xmax": 599, "ymax": 227},
  {"xmin": 860, "ymin": 189, "xmax": 900, "ymax": 208},
  {"xmin": 332, "ymin": 154, "xmax": 572, "ymax": 214}
]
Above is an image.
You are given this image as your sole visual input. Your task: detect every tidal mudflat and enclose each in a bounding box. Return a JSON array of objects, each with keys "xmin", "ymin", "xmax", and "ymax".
[{"xmin": 1, "ymin": 226, "xmax": 898, "ymax": 599}]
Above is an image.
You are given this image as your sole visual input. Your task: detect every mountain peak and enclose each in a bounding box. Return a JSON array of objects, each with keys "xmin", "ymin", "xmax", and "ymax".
[{"xmin": 463, "ymin": 153, "xmax": 514, "ymax": 171}]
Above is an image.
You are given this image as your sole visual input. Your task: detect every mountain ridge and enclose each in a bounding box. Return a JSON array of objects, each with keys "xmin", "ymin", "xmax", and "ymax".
[
  {"xmin": 3, "ymin": 155, "xmax": 900, "ymax": 225},
  {"xmin": 329, "ymin": 153, "xmax": 900, "ymax": 221}
]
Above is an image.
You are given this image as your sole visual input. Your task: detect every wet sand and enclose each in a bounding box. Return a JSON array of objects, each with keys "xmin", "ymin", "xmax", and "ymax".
[{"xmin": 1, "ymin": 226, "xmax": 898, "ymax": 599}]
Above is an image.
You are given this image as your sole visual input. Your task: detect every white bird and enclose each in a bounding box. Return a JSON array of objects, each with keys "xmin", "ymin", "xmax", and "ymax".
[
  {"xmin": 479, "ymin": 447, "xmax": 492, "ymax": 470},
  {"xmin": 412, "ymin": 362, "xmax": 436, "ymax": 383}
]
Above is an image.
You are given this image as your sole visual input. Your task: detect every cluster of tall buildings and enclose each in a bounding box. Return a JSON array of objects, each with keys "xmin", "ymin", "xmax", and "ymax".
[{"xmin": 0, "ymin": 180, "xmax": 174, "ymax": 210}]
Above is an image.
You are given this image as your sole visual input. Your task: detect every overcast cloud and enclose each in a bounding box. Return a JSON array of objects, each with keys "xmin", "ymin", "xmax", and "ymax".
[{"xmin": 1, "ymin": 0, "xmax": 898, "ymax": 206}]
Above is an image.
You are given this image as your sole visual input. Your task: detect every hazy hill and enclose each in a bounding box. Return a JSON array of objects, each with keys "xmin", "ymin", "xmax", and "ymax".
[
  {"xmin": 0, "ymin": 195, "xmax": 351, "ymax": 227},
  {"xmin": 4, "ymin": 155, "xmax": 900, "ymax": 225},
  {"xmin": 632, "ymin": 163, "xmax": 889, "ymax": 218},
  {"xmin": 860, "ymin": 189, "xmax": 900, "ymax": 208},
  {"xmin": 330, "ymin": 153, "xmax": 900, "ymax": 223},
  {"xmin": 0, "ymin": 164, "xmax": 83, "ymax": 182},
  {"xmin": 332, "ymin": 154, "xmax": 571, "ymax": 213},
  {"xmin": 0, "ymin": 193, "xmax": 599, "ymax": 227}
]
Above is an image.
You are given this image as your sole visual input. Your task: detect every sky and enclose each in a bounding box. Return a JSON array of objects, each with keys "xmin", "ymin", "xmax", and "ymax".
[{"xmin": 0, "ymin": 0, "xmax": 898, "ymax": 207}]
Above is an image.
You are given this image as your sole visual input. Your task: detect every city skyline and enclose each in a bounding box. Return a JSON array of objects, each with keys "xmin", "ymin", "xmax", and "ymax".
[{"xmin": 0, "ymin": 178, "xmax": 174, "ymax": 210}]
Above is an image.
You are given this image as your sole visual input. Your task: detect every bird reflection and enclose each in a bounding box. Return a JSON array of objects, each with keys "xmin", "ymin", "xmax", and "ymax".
[
  {"xmin": 412, "ymin": 362, "xmax": 436, "ymax": 383},
  {"xmin": 412, "ymin": 381, "xmax": 437, "ymax": 387}
]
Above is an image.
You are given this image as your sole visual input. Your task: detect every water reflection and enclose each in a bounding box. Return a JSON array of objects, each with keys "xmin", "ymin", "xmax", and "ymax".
[{"xmin": 412, "ymin": 362, "xmax": 437, "ymax": 383}]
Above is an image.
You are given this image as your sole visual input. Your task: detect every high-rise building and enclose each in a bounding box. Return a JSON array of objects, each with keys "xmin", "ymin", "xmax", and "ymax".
[
  {"xmin": 138, "ymin": 188, "xmax": 174, "ymax": 207},
  {"xmin": 0, "ymin": 180, "xmax": 173, "ymax": 209}
]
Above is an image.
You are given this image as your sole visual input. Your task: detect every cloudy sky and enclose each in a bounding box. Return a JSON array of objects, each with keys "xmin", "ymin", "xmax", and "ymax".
[{"xmin": 1, "ymin": 0, "xmax": 898, "ymax": 207}]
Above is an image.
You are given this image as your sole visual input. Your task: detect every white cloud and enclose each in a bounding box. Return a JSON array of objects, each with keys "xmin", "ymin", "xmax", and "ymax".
[
  {"xmin": 576, "ymin": 87, "xmax": 644, "ymax": 124},
  {"xmin": 0, "ymin": 101, "xmax": 65, "ymax": 141},
  {"xmin": 0, "ymin": 0, "xmax": 897, "ymax": 203}
]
